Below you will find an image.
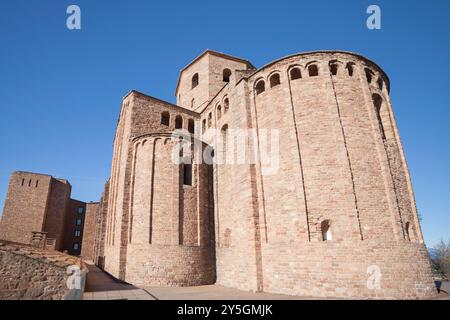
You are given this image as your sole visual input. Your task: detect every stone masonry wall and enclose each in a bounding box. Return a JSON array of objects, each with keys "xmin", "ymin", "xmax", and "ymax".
[
  {"xmin": 103, "ymin": 50, "xmax": 436, "ymax": 298},
  {"xmin": 43, "ymin": 179, "xmax": 72, "ymax": 251},
  {"xmin": 80, "ymin": 202, "xmax": 99, "ymax": 261},
  {"xmin": 93, "ymin": 181, "xmax": 109, "ymax": 268},
  {"xmin": 0, "ymin": 172, "xmax": 52, "ymax": 245},
  {"xmin": 0, "ymin": 242, "xmax": 87, "ymax": 300}
]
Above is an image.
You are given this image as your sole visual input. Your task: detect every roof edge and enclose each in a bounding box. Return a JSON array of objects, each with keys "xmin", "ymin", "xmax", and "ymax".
[{"xmin": 240, "ymin": 50, "xmax": 390, "ymax": 87}]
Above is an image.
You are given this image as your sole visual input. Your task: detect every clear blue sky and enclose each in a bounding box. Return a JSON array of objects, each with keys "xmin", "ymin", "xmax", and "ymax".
[{"xmin": 0, "ymin": 0, "xmax": 449, "ymax": 248}]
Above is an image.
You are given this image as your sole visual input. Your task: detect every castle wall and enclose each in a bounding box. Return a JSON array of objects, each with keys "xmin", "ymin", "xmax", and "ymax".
[
  {"xmin": 103, "ymin": 98, "xmax": 133, "ymax": 279},
  {"xmin": 103, "ymin": 92, "xmax": 213, "ymax": 284},
  {"xmin": 93, "ymin": 181, "xmax": 109, "ymax": 268},
  {"xmin": 80, "ymin": 202, "xmax": 99, "ymax": 260},
  {"xmin": 43, "ymin": 179, "xmax": 71, "ymax": 251},
  {"xmin": 124, "ymin": 134, "xmax": 215, "ymax": 286},
  {"xmin": 200, "ymin": 77, "xmax": 262, "ymax": 292},
  {"xmin": 0, "ymin": 172, "xmax": 52, "ymax": 244}
]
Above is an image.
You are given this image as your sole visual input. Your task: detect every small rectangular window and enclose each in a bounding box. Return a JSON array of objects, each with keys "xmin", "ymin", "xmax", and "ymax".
[
  {"xmin": 183, "ymin": 164, "xmax": 192, "ymax": 186},
  {"xmin": 77, "ymin": 207, "xmax": 84, "ymax": 214},
  {"xmin": 74, "ymin": 230, "xmax": 81, "ymax": 237},
  {"xmin": 76, "ymin": 218, "xmax": 82, "ymax": 226},
  {"xmin": 73, "ymin": 243, "xmax": 79, "ymax": 250}
]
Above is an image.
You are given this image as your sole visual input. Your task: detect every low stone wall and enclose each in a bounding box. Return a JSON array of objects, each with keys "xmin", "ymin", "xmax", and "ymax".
[{"xmin": 0, "ymin": 241, "xmax": 88, "ymax": 300}]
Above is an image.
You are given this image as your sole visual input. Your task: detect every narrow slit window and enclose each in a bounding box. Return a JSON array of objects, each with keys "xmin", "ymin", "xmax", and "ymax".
[
  {"xmin": 224, "ymin": 98, "xmax": 229, "ymax": 113},
  {"xmin": 175, "ymin": 116, "xmax": 183, "ymax": 129},
  {"xmin": 377, "ymin": 78, "xmax": 383, "ymax": 90},
  {"xmin": 188, "ymin": 119, "xmax": 195, "ymax": 134},
  {"xmin": 365, "ymin": 69, "xmax": 373, "ymax": 83},
  {"xmin": 217, "ymin": 105, "xmax": 222, "ymax": 120},
  {"xmin": 405, "ymin": 222, "xmax": 411, "ymax": 241},
  {"xmin": 346, "ymin": 63, "xmax": 354, "ymax": 76},
  {"xmin": 372, "ymin": 94, "xmax": 386, "ymax": 140},
  {"xmin": 183, "ymin": 164, "xmax": 192, "ymax": 186},
  {"xmin": 321, "ymin": 220, "xmax": 332, "ymax": 241},
  {"xmin": 330, "ymin": 64, "xmax": 338, "ymax": 76},
  {"xmin": 192, "ymin": 73, "xmax": 199, "ymax": 89}
]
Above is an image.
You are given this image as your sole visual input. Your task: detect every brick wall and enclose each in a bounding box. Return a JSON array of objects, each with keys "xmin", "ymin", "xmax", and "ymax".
[
  {"xmin": 0, "ymin": 172, "xmax": 52, "ymax": 244},
  {"xmin": 100, "ymin": 50, "xmax": 438, "ymax": 298},
  {"xmin": 80, "ymin": 202, "xmax": 99, "ymax": 261},
  {"xmin": 93, "ymin": 181, "xmax": 109, "ymax": 268},
  {"xmin": 43, "ymin": 179, "xmax": 72, "ymax": 251}
]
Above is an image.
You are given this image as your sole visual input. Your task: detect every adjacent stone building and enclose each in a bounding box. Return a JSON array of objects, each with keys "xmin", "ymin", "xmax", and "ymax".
[
  {"xmin": 0, "ymin": 171, "xmax": 97, "ymax": 258},
  {"xmin": 0, "ymin": 50, "xmax": 439, "ymax": 299}
]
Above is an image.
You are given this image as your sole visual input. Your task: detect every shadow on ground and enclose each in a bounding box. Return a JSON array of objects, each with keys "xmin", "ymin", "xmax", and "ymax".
[{"xmin": 83, "ymin": 262, "xmax": 450, "ymax": 300}]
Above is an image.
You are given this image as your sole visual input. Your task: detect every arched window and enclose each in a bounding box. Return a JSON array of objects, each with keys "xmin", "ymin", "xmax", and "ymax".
[
  {"xmin": 217, "ymin": 105, "xmax": 222, "ymax": 120},
  {"xmin": 269, "ymin": 73, "xmax": 281, "ymax": 88},
  {"xmin": 161, "ymin": 112, "xmax": 170, "ymax": 126},
  {"xmin": 255, "ymin": 80, "xmax": 265, "ymax": 95},
  {"xmin": 308, "ymin": 64, "xmax": 319, "ymax": 77},
  {"xmin": 188, "ymin": 119, "xmax": 195, "ymax": 134},
  {"xmin": 365, "ymin": 68, "xmax": 373, "ymax": 83},
  {"xmin": 208, "ymin": 112, "xmax": 212, "ymax": 127},
  {"xmin": 329, "ymin": 63, "xmax": 338, "ymax": 76},
  {"xmin": 405, "ymin": 222, "xmax": 411, "ymax": 241},
  {"xmin": 202, "ymin": 119, "xmax": 206, "ymax": 134},
  {"xmin": 221, "ymin": 124, "xmax": 228, "ymax": 160},
  {"xmin": 321, "ymin": 220, "xmax": 332, "ymax": 241},
  {"xmin": 377, "ymin": 78, "xmax": 383, "ymax": 91},
  {"xmin": 224, "ymin": 98, "xmax": 229, "ymax": 113},
  {"xmin": 175, "ymin": 115, "xmax": 183, "ymax": 129},
  {"xmin": 223, "ymin": 68, "xmax": 231, "ymax": 82},
  {"xmin": 346, "ymin": 62, "xmax": 354, "ymax": 76},
  {"xmin": 372, "ymin": 94, "xmax": 385, "ymax": 140},
  {"xmin": 290, "ymin": 67, "xmax": 302, "ymax": 80},
  {"xmin": 192, "ymin": 73, "xmax": 199, "ymax": 89}
]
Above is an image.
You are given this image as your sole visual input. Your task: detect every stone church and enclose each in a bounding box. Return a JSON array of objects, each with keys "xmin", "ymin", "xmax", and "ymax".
[{"xmin": 0, "ymin": 50, "xmax": 438, "ymax": 299}]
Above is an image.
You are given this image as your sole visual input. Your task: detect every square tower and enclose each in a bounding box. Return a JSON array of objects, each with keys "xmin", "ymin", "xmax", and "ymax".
[{"xmin": 175, "ymin": 50, "xmax": 254, "ymax": 111}]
